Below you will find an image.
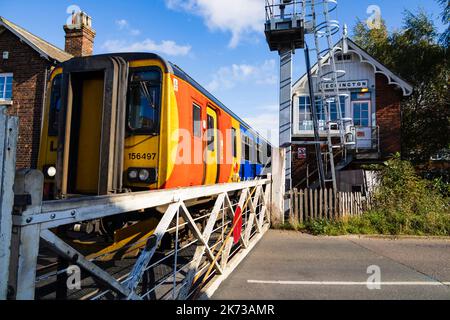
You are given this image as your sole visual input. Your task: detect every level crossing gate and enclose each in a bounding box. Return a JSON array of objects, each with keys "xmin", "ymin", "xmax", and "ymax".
[{"xmin": 0, "ymin": 108, "xmax": 285, "ymax": 300}]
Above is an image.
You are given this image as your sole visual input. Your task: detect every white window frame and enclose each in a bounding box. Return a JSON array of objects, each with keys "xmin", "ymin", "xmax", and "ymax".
[
  {"xmin": 0, "ymin": 73, "xmax": 13, "ymax": 104},
  {"xmin": 352, "ymin": 100, "xmax": 371, "ymax": 127},
  {"xmin": 295, "ymin": 93, "xmax": 349, "ymax": 135}
]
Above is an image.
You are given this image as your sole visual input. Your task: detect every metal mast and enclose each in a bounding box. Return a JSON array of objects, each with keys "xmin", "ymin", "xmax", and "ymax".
[{"xmin": 265, "ymin": 0, "xmax": 305, "ymax": 214}]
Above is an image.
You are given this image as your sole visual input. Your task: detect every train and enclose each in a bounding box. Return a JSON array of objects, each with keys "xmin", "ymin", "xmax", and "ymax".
[
  {"xmin": 38, "ymin": 53, "xmax": 272, "ymax": 199},
  {"xmin": 36, "ymin": 53, "xmax": 273, "ymax": 253}
]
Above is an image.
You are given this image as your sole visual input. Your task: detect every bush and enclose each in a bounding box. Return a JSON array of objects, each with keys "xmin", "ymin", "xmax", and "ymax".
[
  {"xmin": 284, "ymin": 155, "xmax": 450, "ymax": 236},
  {"xmin": 367, "ymin": 154, "xmax": 450, "ymax": 235}
]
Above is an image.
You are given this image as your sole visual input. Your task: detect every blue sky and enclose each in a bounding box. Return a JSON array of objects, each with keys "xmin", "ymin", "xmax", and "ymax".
[{"xmin": 1, "ymin": 0, "xmax": 446, "ymax": 144}]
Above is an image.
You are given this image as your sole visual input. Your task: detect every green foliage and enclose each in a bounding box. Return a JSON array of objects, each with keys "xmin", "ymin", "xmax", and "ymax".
[
  {"xmin": 286, "ymin": 156, "xmax": 450, "ymax": 236},
  {"xmin": 367, "ymin": 154, "xmax": 450, "ymax": 235},
  {"xmin": 436, "ymin": 0, "xmax": 450, "ymax": 46},
  {"xmin": 352, "ymin": 8, "xmax": 450, "ymax": 164}
]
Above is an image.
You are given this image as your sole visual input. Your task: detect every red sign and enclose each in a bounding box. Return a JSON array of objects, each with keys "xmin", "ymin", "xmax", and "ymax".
[
  {"xmin": 298, "ymin": 147, "xmax": 307, "ymax": 159},
  {"xmin": 233, "ymin": 206, "xmax": 243, "ymax": 244}
]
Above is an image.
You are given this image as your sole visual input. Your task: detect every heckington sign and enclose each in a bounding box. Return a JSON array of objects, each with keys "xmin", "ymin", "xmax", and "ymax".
[{"xmin": 319, "ymin": 80, "xmax": 369, "ymax": 91}]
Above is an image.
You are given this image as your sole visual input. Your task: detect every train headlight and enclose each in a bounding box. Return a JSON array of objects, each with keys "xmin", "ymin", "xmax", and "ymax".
[
  {"xmin": 139, "ymin": 169, "xmax": 150, "ymax": 182},
  {"xmin": 127, "ymin": 168, "xmax": 157, "ymax": 184},
  {"xmin": 43, "ymin": 165, "xmax": 56, "ymax": 179},
  {"xmin": 47, "ymin": 166, "xmax": 57, "ymax": 177},
  {"xmin": 128, "ymin": 169, "xmax": 138, "ymax": 180}
]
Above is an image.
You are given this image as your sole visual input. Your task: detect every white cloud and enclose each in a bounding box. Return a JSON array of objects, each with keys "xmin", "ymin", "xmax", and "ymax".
[
  {"xmin": 115, "ymin": 19, "xmax": 141, "ymax": 36},
  {"xmin": 165, "ymin": 0, "xmax": 265, "ymax": 48},
  {"xmin": 101, "ymin": 39, "xmax": 192, "ymax": 56},
  {"xmin": 206, "ymin": 59, "xmax": 277, "ymax": 92},
  {"xmin": 115, "ymin": 19, "xmax": 129, "ymax": 30}
]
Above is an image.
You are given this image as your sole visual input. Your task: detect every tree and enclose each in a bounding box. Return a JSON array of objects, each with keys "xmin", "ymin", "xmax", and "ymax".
[
  {"xmin": 436, "ymin": 0, "xmax": 449, "ymax": 47},
  {"xmin": 353, "ymin": 9, "xmax": 450, "ymax": 164}
]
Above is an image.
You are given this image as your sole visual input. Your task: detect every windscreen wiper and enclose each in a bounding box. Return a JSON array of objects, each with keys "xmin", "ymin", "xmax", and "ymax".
[{"xmin": 139, "ymin": 81, "xmax": 156, "ymax": 109}]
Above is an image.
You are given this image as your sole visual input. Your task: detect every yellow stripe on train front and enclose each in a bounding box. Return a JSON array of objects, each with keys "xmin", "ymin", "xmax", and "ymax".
[{"xmin": 126, "ymin": 60, "xmax": 179, "ymax": 189}]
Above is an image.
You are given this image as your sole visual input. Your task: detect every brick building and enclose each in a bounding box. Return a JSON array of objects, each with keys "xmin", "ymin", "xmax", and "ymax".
[
  {"xmin": 0, "ymin": 13, "xmax": 95, "ymax": 168},
  {"xmin": 291, "ymin": 37, "xmax": 413, "ymax": 192}
]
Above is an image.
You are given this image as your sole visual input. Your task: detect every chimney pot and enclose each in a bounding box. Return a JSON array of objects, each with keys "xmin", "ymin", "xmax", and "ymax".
[{"xmin": 64, "ymin": 11, "xmax": 96, "ymax": 57}]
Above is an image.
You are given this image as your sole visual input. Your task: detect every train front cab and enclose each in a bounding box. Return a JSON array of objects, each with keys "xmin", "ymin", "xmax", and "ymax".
[{"xmin": 38, "ymin": 55, "xmax": 175, "ymax": 199}]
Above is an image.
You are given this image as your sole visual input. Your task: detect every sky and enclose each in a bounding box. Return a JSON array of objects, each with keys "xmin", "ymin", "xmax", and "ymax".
[{"xmin": 0, "ymin": 0, "xmax": 446, "ymax": 145}]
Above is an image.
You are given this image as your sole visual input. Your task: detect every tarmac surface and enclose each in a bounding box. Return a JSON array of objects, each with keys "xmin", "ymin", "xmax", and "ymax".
[{"xmin": 211, "ymin": 230, "xmax": 450, "ymax": 300}]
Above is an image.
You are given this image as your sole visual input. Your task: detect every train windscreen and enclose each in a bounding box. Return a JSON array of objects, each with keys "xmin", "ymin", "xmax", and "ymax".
[
  {"xmin": 48, "ymin": 74, "xmax": 63, "ymax": 136},
  {"xmin": 127, "ymin": 68, "xmax": 162, "ymax": 135}
]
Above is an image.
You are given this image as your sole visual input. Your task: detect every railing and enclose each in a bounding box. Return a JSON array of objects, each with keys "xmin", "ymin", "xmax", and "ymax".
[
  {"xmin": 286, "ymin": 188, "xmax": 374, "ymax": 223},
  {"xmin": 265, "ymin": 0, "xmax": 304, "ymax": 21},
  {"xmin": 6, "ymin": 176, "xmax": 273, "ymax": 300}
]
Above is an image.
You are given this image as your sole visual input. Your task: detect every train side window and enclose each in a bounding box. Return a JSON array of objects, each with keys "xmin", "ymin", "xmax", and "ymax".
[
  {"xmin": 231, "ymin": 128, "xmax": 237, "ymax": 158},
  {"xmin": 257, "ymin": 143, "xmax": 262, "ymax": 164},
  {"xmin": 48, "ymin": 74, "xmax": 63, "ymax": 136},
  {"xmin": 267, "ymin": 144, "xmax": 272, "ymax": 158},
  {"xmin": 244, "ymin": 136, "xmax": 251, "ymax": 161},
  {"xmin": 193, "ymin": 104, "xmax": 201, "ymax": 137},
  {"xmin": 207, "ymin": 114, "xmax": 215, "ymax": 151}
]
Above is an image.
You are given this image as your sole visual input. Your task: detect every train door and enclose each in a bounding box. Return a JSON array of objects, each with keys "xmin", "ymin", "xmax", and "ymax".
[
  {"xmin": 68, "ymin": 71, "xmax": 105, "ymax": 194},
  {"xmin": 205, "ymin": 107, "xmax": 218, "ymax": 184}
]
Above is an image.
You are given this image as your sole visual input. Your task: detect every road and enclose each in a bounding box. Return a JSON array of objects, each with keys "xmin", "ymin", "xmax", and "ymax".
[{"xmin": 211, "ymin": 230, "xmax": 450, "ymax": 300}]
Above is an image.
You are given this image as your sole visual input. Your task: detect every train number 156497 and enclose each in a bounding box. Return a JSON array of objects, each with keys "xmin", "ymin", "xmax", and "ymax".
[{"xmin": 128, "ymin": 153, "xmax": 157, "ymax": 160}]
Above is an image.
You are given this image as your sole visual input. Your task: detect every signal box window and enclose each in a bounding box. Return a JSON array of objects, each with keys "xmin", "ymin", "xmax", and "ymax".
[
  {"xmin": 48, "ymin": 74, "xmax": 62, "ymax": 136},
  {"xmin": 207, "ymin": 114, "xmax": 215, "ymax": 151},
  {"xmin": 193, "ymin": 104, "xmax": 201, "ymax": 137},
  {"xmin": 128, "ymin": 68, "xmax": 161, "ymax": 134}
]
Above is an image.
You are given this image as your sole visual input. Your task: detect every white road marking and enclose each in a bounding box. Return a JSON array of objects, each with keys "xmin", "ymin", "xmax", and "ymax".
[{"xmin": 247, "ymin": 280, "xmax": 450, "ymax": 286}]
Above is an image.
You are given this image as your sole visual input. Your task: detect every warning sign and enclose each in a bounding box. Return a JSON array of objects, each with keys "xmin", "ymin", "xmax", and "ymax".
[{"xmin": 298, "ymin": 147, "xmax": 307, "ymax": 159}]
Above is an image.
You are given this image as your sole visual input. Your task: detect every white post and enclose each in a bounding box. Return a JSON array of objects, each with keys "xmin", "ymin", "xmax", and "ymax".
[
  {"xmin": 0, "ymin": 107, "xmax": 18, "ymax": 300},
  {"xmin": 271, "ymin": 148, "xmax": 286, "ymax": 225}
]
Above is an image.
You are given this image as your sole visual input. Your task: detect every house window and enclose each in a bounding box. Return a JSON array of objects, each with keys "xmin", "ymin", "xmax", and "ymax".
[
  {"xmin": 193, "ymin": 103, "xmax": 201, "ymax": 137},
  {"xmin": 0, "ymin": 73, "xmax": 13, "ymax": 101},
  {"xmin": 336, "ymin": 54, "xmax": 352, "ymax": 61},
  {"xmin": 353, "ymin": 101, "xmax": 370, "ymax": 127}
]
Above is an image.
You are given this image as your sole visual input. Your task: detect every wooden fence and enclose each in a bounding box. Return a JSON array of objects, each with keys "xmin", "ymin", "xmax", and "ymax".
[{"xmin": 287, "ymin": 188, "xmax": 373, "ymax": 223}]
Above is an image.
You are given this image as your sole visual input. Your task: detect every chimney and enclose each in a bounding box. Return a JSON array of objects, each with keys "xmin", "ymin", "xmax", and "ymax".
[{"xmin": 64, "ymin": 11, "xmax": 96, "ymax": 57}]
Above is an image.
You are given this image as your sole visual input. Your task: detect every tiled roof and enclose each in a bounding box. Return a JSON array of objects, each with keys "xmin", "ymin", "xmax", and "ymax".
[{"xmin": 0, "ymin": 16, "xmax": 72, "ymax": 63}]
